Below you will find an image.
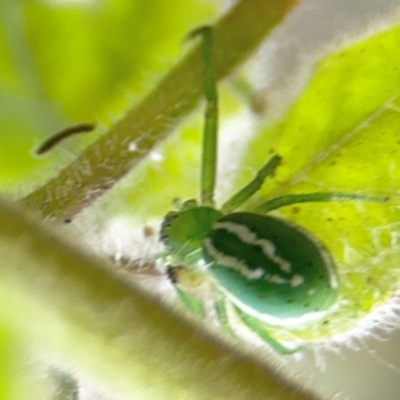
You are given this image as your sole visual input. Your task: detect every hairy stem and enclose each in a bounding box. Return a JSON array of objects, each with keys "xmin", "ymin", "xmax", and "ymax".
[
  {"xmin": 22, "ymin": 0, "xmax": 297, "ymax": 221},
  {"xmin": 0, "ymin": 198, "xmax": 317, "ymax": 399}
]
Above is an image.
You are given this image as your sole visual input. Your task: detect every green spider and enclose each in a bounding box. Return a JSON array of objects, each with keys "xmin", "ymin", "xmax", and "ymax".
[{"xmin": 159, "ymin": 26, "xmax": 386, "ymax": 354}]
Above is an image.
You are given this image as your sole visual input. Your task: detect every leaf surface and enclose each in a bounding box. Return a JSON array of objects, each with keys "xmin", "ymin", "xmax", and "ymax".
[{"xmin": 238, "ymin": 23, "xmax": 400, "ymax": 339}]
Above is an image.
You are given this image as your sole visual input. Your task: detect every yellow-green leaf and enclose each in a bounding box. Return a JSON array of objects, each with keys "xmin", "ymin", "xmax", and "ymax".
[
  {"xmin": 239, "ymin": 23, "xmax": 400, "ymax": 341},
  {"xmin": 0, "ymin": 0, "xmax": 216, "ymax": 187}
]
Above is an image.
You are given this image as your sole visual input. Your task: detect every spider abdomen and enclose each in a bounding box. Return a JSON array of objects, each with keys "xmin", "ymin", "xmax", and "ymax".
[{"xmin": 203, "ymin": 212, "xmax": 339, "ymax": 319}]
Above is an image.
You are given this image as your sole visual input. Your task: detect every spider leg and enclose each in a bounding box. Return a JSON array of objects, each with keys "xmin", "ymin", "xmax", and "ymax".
[
  {"xmin": 188, "ymin": 26, "xmax": 218, "ymax": 207},
  {"xmin": 252, "ymin": 192, "xmax": 388, "ymax": 214},
  {"xmin": 234, "ymin": 306, "xmax": 303, "ymax": 355},
  {"xmin": 166, "ymin": 265, "xmax": 206, "ymax": 317},
  {"xmin": 214, "ymin": 298, "xmax": 238, "ymax": 340},
  {"xmin": 221, "ymin": 154, "xmax": 282, "ymax": 213}
]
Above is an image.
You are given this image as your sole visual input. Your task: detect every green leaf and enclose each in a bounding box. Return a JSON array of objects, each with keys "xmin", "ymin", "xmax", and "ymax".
[
  {"xmin": 238, "ymin": 23, "xmax": 400, "ymax": 340},
  {"xmin": 0, "ymin": 0, "xmax": 216, "ymax": 187}
]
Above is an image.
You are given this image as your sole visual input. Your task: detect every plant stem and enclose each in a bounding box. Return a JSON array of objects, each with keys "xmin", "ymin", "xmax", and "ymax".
[
  {"xmin": 22, "ymin": 0, "xmax": 297, "ymax": 221},
  {"xmin": 0, "ymin": 198, "xmax": 318, "ymax": 400}
]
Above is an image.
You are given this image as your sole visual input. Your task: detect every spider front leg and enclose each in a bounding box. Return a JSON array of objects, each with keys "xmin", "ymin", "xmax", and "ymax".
[
  {"xmin": 220, "ymin": 154, "xmax": 387, "ymax": 215},
  {"xmin": 219, "ymin": 151, "xmax": 387, "ymax": 214},
  {"xmin": 221, "ymin": 154, "xmax": 282, "ymax": 213},
  {"xmin": 187, "ymin": 26, "xmax": 218, "ymax": 207}
]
